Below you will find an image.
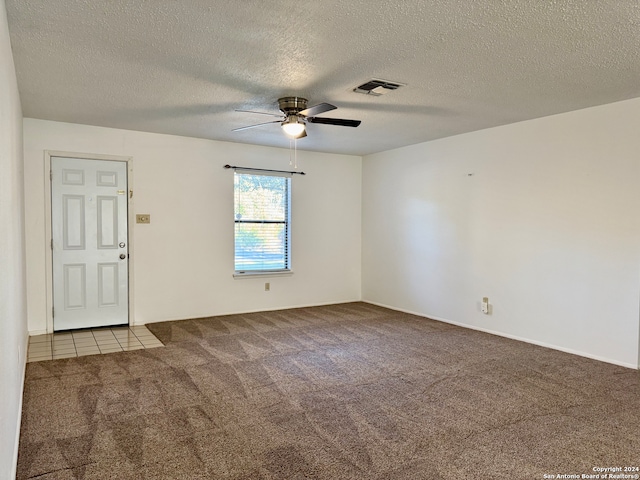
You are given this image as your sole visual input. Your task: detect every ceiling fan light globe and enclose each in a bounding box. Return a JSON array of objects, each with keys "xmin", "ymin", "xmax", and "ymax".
[{"xmin": 281, "ymin": 118, "xmax": 306, "ymax": 137}]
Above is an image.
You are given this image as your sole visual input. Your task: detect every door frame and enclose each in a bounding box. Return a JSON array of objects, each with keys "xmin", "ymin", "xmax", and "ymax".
[{"xmin": 44, "ymin": 150, "xmax": 136, "ymax": 333}]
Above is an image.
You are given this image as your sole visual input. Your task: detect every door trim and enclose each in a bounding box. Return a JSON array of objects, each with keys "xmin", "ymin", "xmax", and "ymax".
[{"xmin": 44, "ymin": 151, "xmax": 136, "ymax": 333}]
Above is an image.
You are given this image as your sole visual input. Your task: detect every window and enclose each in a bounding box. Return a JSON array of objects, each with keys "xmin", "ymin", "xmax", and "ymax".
[{"xmin": 234, "ymin": 172, "xmax": 291, "ymax": 274}]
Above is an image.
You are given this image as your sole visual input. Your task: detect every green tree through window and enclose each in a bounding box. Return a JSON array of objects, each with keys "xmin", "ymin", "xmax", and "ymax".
[{"xmin": 234, "ymin": 172, "xmax": 291, "ymax": 272}]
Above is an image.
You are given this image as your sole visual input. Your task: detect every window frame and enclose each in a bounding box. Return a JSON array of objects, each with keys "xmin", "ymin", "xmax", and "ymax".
[{"xmin": 233, "ymin": 170, "xmax": 292, "ymax": 277}]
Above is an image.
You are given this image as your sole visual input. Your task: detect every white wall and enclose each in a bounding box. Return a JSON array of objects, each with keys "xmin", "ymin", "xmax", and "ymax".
[
  {"xmin": 23, "ymin": 119, "xmax": 362, "ymax": 332},
  {"xmin": 0, "ymin": 0, "xmax": 28, "ymax": 477},
  {"xmin": 362, "ymin": 98, "xmax": 640, "ymax": 369}
]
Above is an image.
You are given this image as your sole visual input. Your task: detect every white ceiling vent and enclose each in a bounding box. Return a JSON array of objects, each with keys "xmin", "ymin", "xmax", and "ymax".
[{"xmin": 353, "ymin": 79, "xmax": 406, "ymax": 96}]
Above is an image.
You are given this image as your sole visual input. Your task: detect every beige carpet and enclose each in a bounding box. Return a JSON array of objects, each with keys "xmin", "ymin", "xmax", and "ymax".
[{"xmin": 17, "ymin": 302, "xmax": 640, "ymax": 479}]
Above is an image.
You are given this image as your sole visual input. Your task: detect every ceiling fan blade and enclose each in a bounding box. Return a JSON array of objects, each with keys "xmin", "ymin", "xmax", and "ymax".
[
  {"xmin": 235, "ymin": 109, "xmax": 283, "ymax": 118},
  {"xmin": 232, "ymin": 120, "xmax": 281, "ymax": 132},
  {"xmin": 298, "ymin": 102, "xmax": 336, "ymax": 117},
  {"xmin": 307, "ymin": 117, "xmax": 361, "ymax": 127}
]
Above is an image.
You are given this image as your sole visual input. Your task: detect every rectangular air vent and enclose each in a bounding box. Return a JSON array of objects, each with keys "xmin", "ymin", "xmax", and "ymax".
[{"xmin": 353, "ymin": 79, "xmax": 405, "ymax": 96}]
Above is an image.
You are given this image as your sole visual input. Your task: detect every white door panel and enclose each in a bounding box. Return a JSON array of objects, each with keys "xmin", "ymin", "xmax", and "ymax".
[{"xmin": 52, "ymin": 157, "xmax": 129, "ymax": 330}]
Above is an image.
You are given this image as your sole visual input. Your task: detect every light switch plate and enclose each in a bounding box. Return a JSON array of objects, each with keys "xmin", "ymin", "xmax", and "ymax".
[{"xmin": 136, "ymin": 214, "xmax": 151, "ymax": 224}]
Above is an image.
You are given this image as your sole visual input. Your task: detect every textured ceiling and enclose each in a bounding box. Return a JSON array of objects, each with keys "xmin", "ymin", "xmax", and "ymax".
[{"xmin": 6, "ymin": 0, "xmax": 640, "ymax": 156}]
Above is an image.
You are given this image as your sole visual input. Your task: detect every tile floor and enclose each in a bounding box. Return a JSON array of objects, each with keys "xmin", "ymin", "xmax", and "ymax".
[{"xmin": 27, "ymin": 325, "xmax": 164, "ymax": 362}]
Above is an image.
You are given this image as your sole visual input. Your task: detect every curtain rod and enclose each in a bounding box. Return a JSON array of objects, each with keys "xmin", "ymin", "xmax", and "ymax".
[{"xmin": 224, "ymin": 164, "xmax": 306, "ymax": 176}]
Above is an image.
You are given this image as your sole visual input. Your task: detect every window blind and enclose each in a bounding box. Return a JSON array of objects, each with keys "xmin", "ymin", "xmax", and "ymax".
[{"xmin": 234, "ymin": 172, "xmax": 291, "ymax": 272}]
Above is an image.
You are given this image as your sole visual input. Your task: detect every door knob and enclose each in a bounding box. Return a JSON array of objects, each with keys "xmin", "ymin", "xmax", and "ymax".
[{"xmin": 119, "ymin": 254, "xmax": 126, "ymax": 260}]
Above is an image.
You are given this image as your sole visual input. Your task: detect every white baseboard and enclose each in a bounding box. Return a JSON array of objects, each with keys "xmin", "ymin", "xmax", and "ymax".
[
  {"xmin": 363, "ymin": 300, "xmax": 639, "ymax": 370},
  {"xmin": 12, "ymin": 333, "xmax": 29, "ymax": 479},
  {"xmin": 139, "ymin": 299, "xmax": 364, "ymax": 325},
  {"xmin": 27, "ymin": 328, "xmax": 47, "ymax": 336}
]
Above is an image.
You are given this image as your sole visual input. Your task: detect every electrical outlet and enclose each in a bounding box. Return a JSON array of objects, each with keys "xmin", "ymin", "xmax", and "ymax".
[
  {"xmin": 481, "ymin": 297, "xmax": 490, "ymax": 314},
  {"xmin": 265, "ymin": 282, "xmax": 270, "ymax": 292},
  {"xmin": 136, "ymin": 214, "xmax": 151, "ymax": 224}
]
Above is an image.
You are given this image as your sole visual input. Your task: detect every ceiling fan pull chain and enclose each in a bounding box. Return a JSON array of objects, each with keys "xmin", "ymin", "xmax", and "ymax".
[{"xmin": 289, "ymin": 138, "xmax": 293, "ymax": 166}]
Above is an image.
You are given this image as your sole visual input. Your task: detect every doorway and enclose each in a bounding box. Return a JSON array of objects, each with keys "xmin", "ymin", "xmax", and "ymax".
[{"xmin": 50, "ymin": 155, "xmax": 130, "ymax": 331}]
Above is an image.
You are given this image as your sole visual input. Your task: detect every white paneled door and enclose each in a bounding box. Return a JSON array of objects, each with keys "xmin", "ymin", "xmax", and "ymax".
[{"xmin": 51, "ymin": 157, "xmax": 129, "ymax": 331}]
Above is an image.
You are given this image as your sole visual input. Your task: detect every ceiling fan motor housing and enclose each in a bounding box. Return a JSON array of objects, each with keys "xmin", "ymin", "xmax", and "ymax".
[{"xmin": 278, "ymin": 97, "xmax": 308, "ymax": 115}]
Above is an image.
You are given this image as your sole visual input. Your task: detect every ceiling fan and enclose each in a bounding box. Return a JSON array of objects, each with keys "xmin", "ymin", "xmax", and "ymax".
[{"xmin": 233, "ymin": 97, "xmax": 361, "ymax": 139}]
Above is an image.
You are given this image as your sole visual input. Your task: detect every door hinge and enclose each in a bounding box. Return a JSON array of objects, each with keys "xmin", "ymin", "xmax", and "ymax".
[
  {"xmin": 129, "ymin": 189, "xmax": 133, "ymax": 199},
  {"xmin": 51, "ymin": 239, "xmax": 53, "ymax": 249},
  {"xmin": 52, "ymin": 307, "xmax": 55, "ymax": 318},
  {"xmin": 50, "ymin": 170, "xmax": 53, "ymax": 181}
]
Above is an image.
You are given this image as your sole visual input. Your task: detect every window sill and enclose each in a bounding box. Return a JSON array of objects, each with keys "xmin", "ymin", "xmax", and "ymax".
[{"xmin": 233, "ymin": 270, "xmax": 293, "ymax": 279}]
